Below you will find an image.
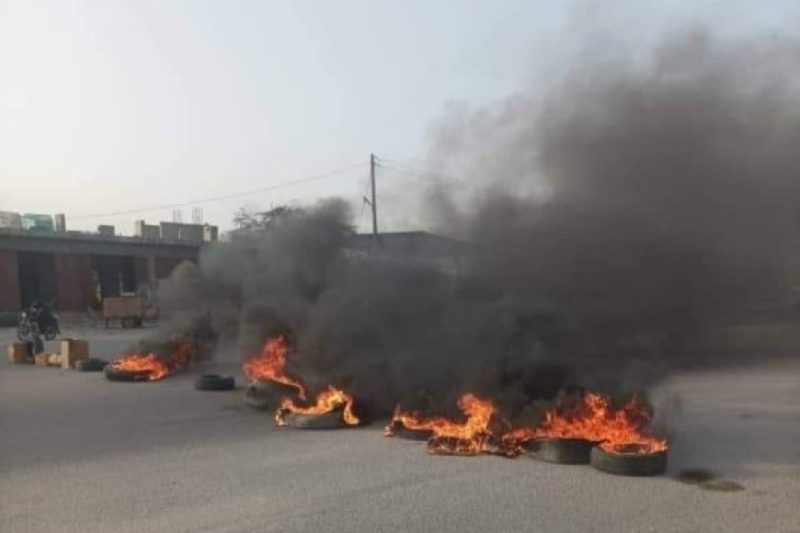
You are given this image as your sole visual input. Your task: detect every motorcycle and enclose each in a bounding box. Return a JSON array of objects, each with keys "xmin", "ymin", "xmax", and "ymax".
[{"xmin": 17, "ymin": 301, "xmax": 60, "ymax": 342}]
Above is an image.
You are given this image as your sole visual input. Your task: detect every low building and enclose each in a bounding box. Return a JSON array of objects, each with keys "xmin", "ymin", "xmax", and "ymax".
[{"xmin": 0, "ymin": 227, "xmax": 205, "ymax": 313}]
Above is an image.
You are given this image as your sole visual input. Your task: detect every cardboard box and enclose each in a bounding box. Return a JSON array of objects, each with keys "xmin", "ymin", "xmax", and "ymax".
[
  {"xmin": 47, "ymin": 353, "xmax": 62, "ymax": 366},
  {"xmin": 61, "ymin": 339, "xmax": 89, "ymax": 369},
  {"xmin": 6, "ymin": 342, "xmax": 30, "ymax": 364},
  {"xmin": 34, "ymin": 353, "xmax": 50, "ymax": 366}
]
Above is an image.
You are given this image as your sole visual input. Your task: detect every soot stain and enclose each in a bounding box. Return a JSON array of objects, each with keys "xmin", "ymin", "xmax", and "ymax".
[
  {"xmin": 699, "ymin": 480, "xmax": 745, "ymax": 492},
  {"xmin": 676, "ymin": 467, "xmax": 716, "ymax": 484}
]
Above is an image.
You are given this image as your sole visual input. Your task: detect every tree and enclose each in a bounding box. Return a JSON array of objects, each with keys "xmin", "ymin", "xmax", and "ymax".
[{"xmin": 232, "ymin": 205, "xmax": 305, "ymax": 231}]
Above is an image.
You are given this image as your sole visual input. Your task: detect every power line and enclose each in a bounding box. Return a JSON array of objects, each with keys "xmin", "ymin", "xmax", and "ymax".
[
  {"xmin": 378, "ymin": 157, "xmax": 463, "ymax": 184},
  {"xmin": 377, "ymin": 155, "xmax": 430, "ymax": 172},
  {"xmin": 379, "ymin": 162, "xmax": 450, "ymax": 184},
  {"xmin": 69, "ymin": 162, "xmax": 368, "ymax": 220}
]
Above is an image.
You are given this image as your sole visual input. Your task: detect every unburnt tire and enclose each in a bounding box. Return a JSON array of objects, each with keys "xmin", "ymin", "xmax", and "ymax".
[
  {"xmin": 75, "ymin": 358, "xmax": 108, "ymax": 372},
  {"xmin": 104, "ymin": 365, "xmax": 151, "ymax": 382},
  {"xmin": 527, "ymin": 438, "xmax": 594, "ymax": 464},
  {"xmin": 195, "ymin": 374, "xmax": 235, "ymax": 391},
  {"xmin": 590, "ymin": 446, "xmax": 667, "ymax": 476},
  {"xmin": 284, "ymin": 410, "xmax": 347, "ymax": 429}
]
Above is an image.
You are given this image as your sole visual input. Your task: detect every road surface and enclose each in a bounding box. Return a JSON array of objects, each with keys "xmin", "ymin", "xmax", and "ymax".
[{"xmin": 1, "ymin": 327, "xmax": 798, "ymax": 532}]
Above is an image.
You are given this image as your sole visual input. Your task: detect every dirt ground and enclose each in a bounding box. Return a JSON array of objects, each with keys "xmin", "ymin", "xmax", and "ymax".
[{"xmin": 0, "ymin": 327, "xmax": 798, "ymax": 532}]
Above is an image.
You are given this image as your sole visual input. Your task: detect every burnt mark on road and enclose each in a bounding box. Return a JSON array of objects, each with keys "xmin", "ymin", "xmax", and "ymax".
[{"xmin": 675, "ymin": 467, "xmax": 745, "ymax": 492}]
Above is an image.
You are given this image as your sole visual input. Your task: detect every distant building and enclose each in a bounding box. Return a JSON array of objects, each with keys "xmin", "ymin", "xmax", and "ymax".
[
  {"xmin": 0, "ymin": 211, "xmax": 22, "ymax": 230},
  {"xmin": 54, "ymin": 214, "xmax": 66, "ymax": 232},
  {"xmin": 134, "ymin": 220, "xmax": 160, "ymax": 240},
  {"xmin": 0, "ymin": 215, "xmax": 219, "ymax": 313},
  {"xmin": 21, "ymin": 214, "xmax": 54, "ymax": 232},
  {"xmin": 97, "ymin": 224, "xmax": 116, "ymax": 237}
]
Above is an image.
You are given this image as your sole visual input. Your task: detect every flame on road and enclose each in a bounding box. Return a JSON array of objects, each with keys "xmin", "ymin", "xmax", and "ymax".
[
  {"xmin": 243, "ymin": 336, "xmax": 306, "ymax": 400},
  {"xmin": 503, "ymin": 392, "xmax": 667, "ymax": 454},
  {"xmin": 275, "ymin": 385, "xmax": 360, "ymax": 426},
  {"xmin": 386, "ymin": 394, "xmax": 519, "ymax": 456},
  {"xmin": 109, "ymin": 341, "xmax": 194, "ymax": 381}
]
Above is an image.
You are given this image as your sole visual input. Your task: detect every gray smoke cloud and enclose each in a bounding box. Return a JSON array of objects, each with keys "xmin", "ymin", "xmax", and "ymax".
[
  {"xmin": 152, "ymin": 29, "xmax": 800, "ymax": 422},
  {"xmin": 426, "ymin": 28, "xmax": 800, "ymax": 389}
]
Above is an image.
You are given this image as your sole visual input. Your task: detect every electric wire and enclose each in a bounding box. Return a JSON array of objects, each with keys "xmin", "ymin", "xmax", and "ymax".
[{"xmin": 69, "ymin": 162, "xmax": 368, "ymax": 220}]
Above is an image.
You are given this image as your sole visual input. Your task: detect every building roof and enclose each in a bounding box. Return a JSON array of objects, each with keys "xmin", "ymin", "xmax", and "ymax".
[{"xmin": 0, "ymin": 227, "xmax": 201, "ymax": 259}]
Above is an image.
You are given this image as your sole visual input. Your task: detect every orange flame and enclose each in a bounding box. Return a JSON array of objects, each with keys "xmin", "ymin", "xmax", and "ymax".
[
  {"xmin": 504, "ymin": 392, "xmax": 667, "ymax": 454},
  {"xmin": 243, "ymin": 336, "xmax": 306, "ymax": 400},
  {"xmin": 109, "ymin": 341, "xmax": 194, "ymax": 381},
  {"xmin": 275, "ymin": 385, "xmax": 360, "ymax": 426},
  {"xmin": 386, "ymin": 394, "xmax": 512, "ymax": 456}
]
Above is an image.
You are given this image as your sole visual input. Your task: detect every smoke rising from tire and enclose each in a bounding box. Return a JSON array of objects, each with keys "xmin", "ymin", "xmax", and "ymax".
[{"xmin": 155, "ymin": 29, "xmax": 800, "ymax": 419}]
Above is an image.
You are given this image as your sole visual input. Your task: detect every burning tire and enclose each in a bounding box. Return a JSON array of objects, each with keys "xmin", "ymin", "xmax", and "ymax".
[
  {"xmin": 392, "ymin": 425, "xmax": 433, "ymax": 441},
  {"xmin": 75, "ymin": 358, "xmax": 108, "ymax": 372},
  {"xmin": 244, "ymin": 385, "xmax": 271, "ymax": 410},
  {"xmin": 104, "ymin": 365, "xmax": 151, "ymax": 382},
  {"xmin": 590, "ymin": 446, "xmax": 668, "ymax": 476},
  {"xmin": 282, "ymin": 410, "xmax": 347, "ymax": 429},
  {"xmin": 527, "ymin": 438, "xmax": 595, "ymax": 464},
  {"xmin": 194, "ymin": 374, "xmax": 236, "ymax": 391},
  {"xmin": 243, "ymin": 382, "xmax": 294, "ymax": 410},
  {"xmin": 244, "ymin": 383, "xmax": 283, "ymax": 411}
]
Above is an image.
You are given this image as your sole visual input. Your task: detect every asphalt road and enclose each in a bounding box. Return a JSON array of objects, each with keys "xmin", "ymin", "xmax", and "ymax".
[{"xmin": 0, "ymin": 327, "xmax": 798, "ymax": 532}]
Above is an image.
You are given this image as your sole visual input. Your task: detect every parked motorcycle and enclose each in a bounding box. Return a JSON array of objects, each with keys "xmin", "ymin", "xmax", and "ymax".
[{"xmin": 17, "ymin": 301, "xmax": 60, "ymax": 341}]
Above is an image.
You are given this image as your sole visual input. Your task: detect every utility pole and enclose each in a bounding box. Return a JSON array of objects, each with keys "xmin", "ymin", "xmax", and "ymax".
[{"xmin": 370, "ymin": 153, "xmax": 378, "ymax": 239}]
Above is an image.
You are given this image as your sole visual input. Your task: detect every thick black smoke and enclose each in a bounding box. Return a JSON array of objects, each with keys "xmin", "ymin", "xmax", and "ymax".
[
  {"xmin": 155, "ymin": 30, "xmax": 800, "ymax": 421},
  {"xmin": 427, "ymin": 29, "xmax": 800, "ymax": 389}
]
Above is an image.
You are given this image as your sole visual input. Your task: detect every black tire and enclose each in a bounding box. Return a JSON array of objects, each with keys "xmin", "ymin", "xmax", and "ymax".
[
  {"xmin": 195, "ymin": 374, "xmax": 236, "ymax": 391},
  {"xmin": 283, "ymin": 410, "xmax": 347, "ymax": 429},
  {"xmin": 43, "ymin": 326, "xmax": 58, "ymax": 340},
  {"xmin": 75, "ymin": 358, "xmax": 108, "ymax": 372},
  {"xmin": 590, "ymin": 446, "xmax": 668, "ymax": 476},
  {"xmin": 104, "ymin": 365, "xmax": 151, "ymax": 382},
  {"xmin": 243, "ymin": 382, "xmax": 298, "ymax": 411},
  {"xmin": 244, "ymin": 385, "xmax": 273, "ymax": 410},
  {"xmin": 526, "ymin": 438, "xmax": 595, "ymax": 464},
  {"xmin": 389, "ymin": 423, "xmax": 433, "ymax": 441}
]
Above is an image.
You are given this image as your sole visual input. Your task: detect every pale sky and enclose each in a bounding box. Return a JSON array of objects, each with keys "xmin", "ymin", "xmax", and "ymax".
[{"xmin": 1, "ymin": 0, "xmax": 797, "ymax": 233}]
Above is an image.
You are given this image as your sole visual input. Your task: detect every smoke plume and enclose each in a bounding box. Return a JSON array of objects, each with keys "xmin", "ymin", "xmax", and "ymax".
[
  {"xmin": 426, "ymin": 28, "xmax": 800, "ymax": 386},
  {"xmin": 154, "ymin": 29, "xmax": 800, "ymax": 421}
]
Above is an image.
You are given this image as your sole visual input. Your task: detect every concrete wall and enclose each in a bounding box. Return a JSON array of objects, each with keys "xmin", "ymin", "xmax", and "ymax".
[
  {"xmin": 159, "ymin": 222, "xmax": 204, "ymax": 244},
  {"xmin": 179, "ymin": 224, "xmax": 204, "ymax": 244},
  {"xmin": 54, "ymin": 253, "xmax": 94, "ymax": 311},
  {"xmin": 0, "ymin": 250, "xmax": 20, "ymax": 311},
  {"xmin": 134, "ymin": 221, "xmax": 160, "ymax": 240},
  {"xmin": 159, "ymin": 222, "xmax": 181, "ymax": 241},
  {"xmin": 203, "ymin": 225, "xmax": 219, "ymax": 242},
  {"xmin": 156, "ymin": 257, "xmax": 187, "ymax": 279},
  {"xmin": 133, "ymin": 256, "xmax": 149, "ymax": 286}
]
